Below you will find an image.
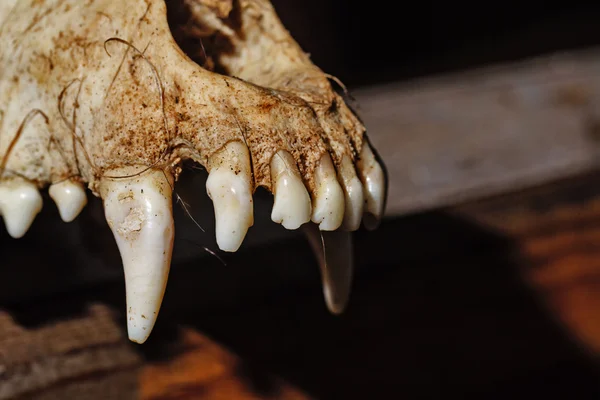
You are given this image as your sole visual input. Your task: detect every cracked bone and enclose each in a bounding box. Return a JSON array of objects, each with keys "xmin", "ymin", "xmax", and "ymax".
[
  {"xmin": 0, "ymin": 0, "xmax": 387, "ymax": 343},
  {"xmin": 0, "ymin": 179, "xmax": 43, "ymax": 238},
  {"xmin": 100, "ymin": 166, "xmax": 175, "ymax": 344},
  {"xmin": 48, "ymin": 180, "xmax": 88, "ymax": 223}
]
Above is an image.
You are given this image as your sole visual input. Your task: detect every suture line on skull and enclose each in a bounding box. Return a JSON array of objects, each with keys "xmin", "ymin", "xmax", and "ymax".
[{"xmin": 0, "ymin": 109, "xmax": 49, "ymax": 179}]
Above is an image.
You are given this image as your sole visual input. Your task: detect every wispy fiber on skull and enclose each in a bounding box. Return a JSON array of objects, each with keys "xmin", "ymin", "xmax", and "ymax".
[
  {"xmin": 102, "ymin": 37, "xmax": 173, "ymax": 180},
  {"xmin": 0, "ymin": 109, "xmax": 49, "ymax": 179},
  {"xmin": 58, "ymin": 78, "xmax": 95, "ymax": 179}
]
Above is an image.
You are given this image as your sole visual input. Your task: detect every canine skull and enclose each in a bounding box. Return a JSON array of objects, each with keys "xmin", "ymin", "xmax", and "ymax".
[{"xmin": 0, "ymin": 0, "xmax": 387, "ymax": 343}]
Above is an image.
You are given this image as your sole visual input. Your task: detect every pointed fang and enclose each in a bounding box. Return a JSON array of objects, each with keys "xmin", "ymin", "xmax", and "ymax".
[{"xmin": 100, "ymin": 167, "xmax": 175, "ymax": 344}]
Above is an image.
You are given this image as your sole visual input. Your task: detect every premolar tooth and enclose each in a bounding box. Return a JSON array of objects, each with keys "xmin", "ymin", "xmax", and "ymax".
[
  {"xmin": 48, "ymin": 180, "xmax": 88, "ymax": 222},
  {"xmin": 100, "ymin": 167, "xmax": 175, "ymax": 344},
  {"xmin": 270, "ymin": 150, "xmax": 311, "ymax": 230},
  {"xmin": 357, "ymin": 143, "xmax": 386, "ymax": 230},
  {"xmin": 311, "ymin": 154, "xmax": 345, "ymax": 231},
  {"xmin": 0, "ymin": 179, "xmax": 43, "ymax": 238},
  {"xmin": 339, "ymin": 155, "xmax": 364, "ymax": 231},
  {"xmin": 303, "ymin": 223, "xmax": 354, "ymax": 314},
  {"xmin": 206, "ymin": 141, "xmax": 254, "ymax": 252}
]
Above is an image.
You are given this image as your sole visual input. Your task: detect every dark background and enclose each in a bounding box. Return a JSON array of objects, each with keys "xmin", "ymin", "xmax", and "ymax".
[{"xmin": 272, "ymin": 1, "xmax": 600, "ymax": 87}]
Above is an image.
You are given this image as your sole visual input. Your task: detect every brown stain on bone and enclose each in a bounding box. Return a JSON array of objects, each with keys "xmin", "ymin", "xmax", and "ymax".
[{"xmin": 1, "ymin": 0, "xmax": 367, "ymax": 199}]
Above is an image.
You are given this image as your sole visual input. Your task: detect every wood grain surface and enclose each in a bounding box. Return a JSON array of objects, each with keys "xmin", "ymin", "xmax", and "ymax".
[{"xmin": 356, "ymin": 49, "xmax": 600, "ymax": 217}]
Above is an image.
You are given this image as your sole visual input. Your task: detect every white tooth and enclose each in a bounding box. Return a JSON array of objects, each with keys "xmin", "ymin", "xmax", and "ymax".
[
  {"xmin": 48, "ymin": 180, "xmax": 88, "ymax": 223},
  {"xmin": 339, "ymin": 155, "xmax": 365, "ymax": 231},
  {"xmin": 206, "ymin": 141, "xmax": 254, "ymax": 252},
  {"xmin": 311, "ymin": 154, "xmax": 345, "ymax": 231},
  {"xmin": 303, "ymin": 223, "xmax": 354, "ymax": 314},
  {"xmin": 357, "ymin": 143, "xmax": 386, "ymax": 230},
  {"xmin": 100, "ymin": 167, "xmax": 175, "ymax": 344},
  {"xmin": 0, "ymin": 179, "xmax": 43, "ymax": 238},
  {"xmin": 270, "ymin": 150, "xmax": 311, "ymax": 230}
]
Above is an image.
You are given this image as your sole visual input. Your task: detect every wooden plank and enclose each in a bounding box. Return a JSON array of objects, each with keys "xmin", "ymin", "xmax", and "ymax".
[
  {"xmin": 354, "ymin": 48, "xmax": 600, "ymax": 216},
  {"xmin": 454, "ymin": 172, "xmax": 600, "ymax": 355},
  {"xmin": 140, "ymin": 329, "xmax": 311, "ymax": 400},
  {"xmin": 0, "ymin": 304, "xmax": 141, "ymax": 400}
]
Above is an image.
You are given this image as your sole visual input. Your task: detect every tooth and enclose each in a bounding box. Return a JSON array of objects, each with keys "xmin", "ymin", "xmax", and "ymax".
[
  {"xmin": 0, "ymin": 179, "xmax": 43, "ymax": 238},
  {"xmin": 270, "ymin": 150, "xmax": 311, "ymax": 230},
  {"xmin": 99, "ymin": 167, "xmax": 175, "ymax": 344},
  {"xmin": 206, "ymin": 141, "xmax": 254, "ymax": 252},
  {"xmin": 303, "ymin": 223, "xmax": 354, "ymax": 314},
  {"xmin": 338, "ymin": 155, "xmax": 365, "ymax": 231},
  {"xmin": 48, "ymin": 180, "xmax": 88, "ymax": 223},
  {"xmin": 311, "ymin": 154, "xmax": 345, "ymax": 231},
  {"xmin": 356, "ymin": 143, "xmax": 386, "ymax": 230}
]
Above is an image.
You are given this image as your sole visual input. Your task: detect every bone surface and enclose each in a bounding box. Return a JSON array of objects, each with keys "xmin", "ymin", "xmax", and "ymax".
[
  {"xmin": 100, "ymin": 167, "xmax": 175, "ymax": 344},
  {"xmin": 311, "ymin": 155, "xmax": 345, "ymax": 231},
  {"xmin": 0, "ymin": 179, "xmax": 43, "ymax": 238},
  {"xmin": 270, "ymin": 150, "xmax": 312, "ymax": 230},
  {"xmin": 206, "ymin": 141, "xmax": 254, "ymax": 252},
  {"xmin": 357, "ymin": 143, "xmax": 386, "ymax": 230},
  {"xmin": 48, "ymin": 180, "xmax": 88, "ymax": 223}
]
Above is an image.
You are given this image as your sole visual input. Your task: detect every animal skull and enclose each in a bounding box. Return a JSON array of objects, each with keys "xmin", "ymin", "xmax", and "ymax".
[{"xmin": 0, "ymin": 0, "xmax": 387, "ymax": 343}]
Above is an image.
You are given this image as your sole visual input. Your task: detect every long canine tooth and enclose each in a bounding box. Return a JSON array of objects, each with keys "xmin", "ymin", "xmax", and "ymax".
[
  {"xmin": 303, "ymin": 223, "xmax": 354, "ymax": 314},
  {"xmin": 48, "ymin": 180, "xmax": 88, "ymax": 222},
  {"xmin": 270, "ymin": 150, "xmax": 311, "ymax": 230},
  {"xmin": 206, "ymin": 141, "xmax": 254, "ymax": 252},
  {"xmin": 356, "ymin": 143, "xmax": 386, "ymax": 230},
  {"xmin": 100, "ymin": 167, "xmax": 175, "ymax": 344},
  {"xmin": 311, "ymin": 154, "xmax": 345, "ymax": 231},
  {"xmin": 338, "ymin": 155, "xmax": 365, "ymax": 231},
  {"xmin": 0, "ymin": 179, "xmax": 43, "ymax": 238}
]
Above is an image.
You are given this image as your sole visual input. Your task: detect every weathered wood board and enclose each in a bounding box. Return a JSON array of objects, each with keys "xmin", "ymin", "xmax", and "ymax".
[{"xmin": 355, "ymin": 48, "xmax": 600, "ymax": 216}]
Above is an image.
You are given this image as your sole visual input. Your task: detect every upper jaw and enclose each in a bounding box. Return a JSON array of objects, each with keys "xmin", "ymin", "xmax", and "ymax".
[{"xmin": 0, "ymin": 0, "xmax": 388, "ymax": 343}]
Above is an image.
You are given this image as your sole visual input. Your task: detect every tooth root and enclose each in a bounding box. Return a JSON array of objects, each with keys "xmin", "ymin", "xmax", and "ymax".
[
  {"xmin": 48, "ymin": 180, "xmax": 88, "ymax": 223},
  {"xmin": 357, "ymin": 143, "xmax": 386, "ymax": 230},
  {"xmin": 339, "ymin": 155, "xmax": 365, "ymax": 231},
  {"xmin": 0, "ymin": 179, "xmax": 43, "ymax": 238},
  {"xmin": 311, "ymin": 154, "xmax": 345, "ymax": 231},
  {"xmin": 270, "ymin": 150, "xmax": 312, "ymax": 230},
  {"xmin": 303, "ymin": 223, "xmax": 354, "ymax": 314},
  {"xmin": 206, "ymin": 141, "xmax": 254, "ymax": 252},
  {"xmin": 100, "ymin": 167, "xmax": 175, "ymax": 344}
]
